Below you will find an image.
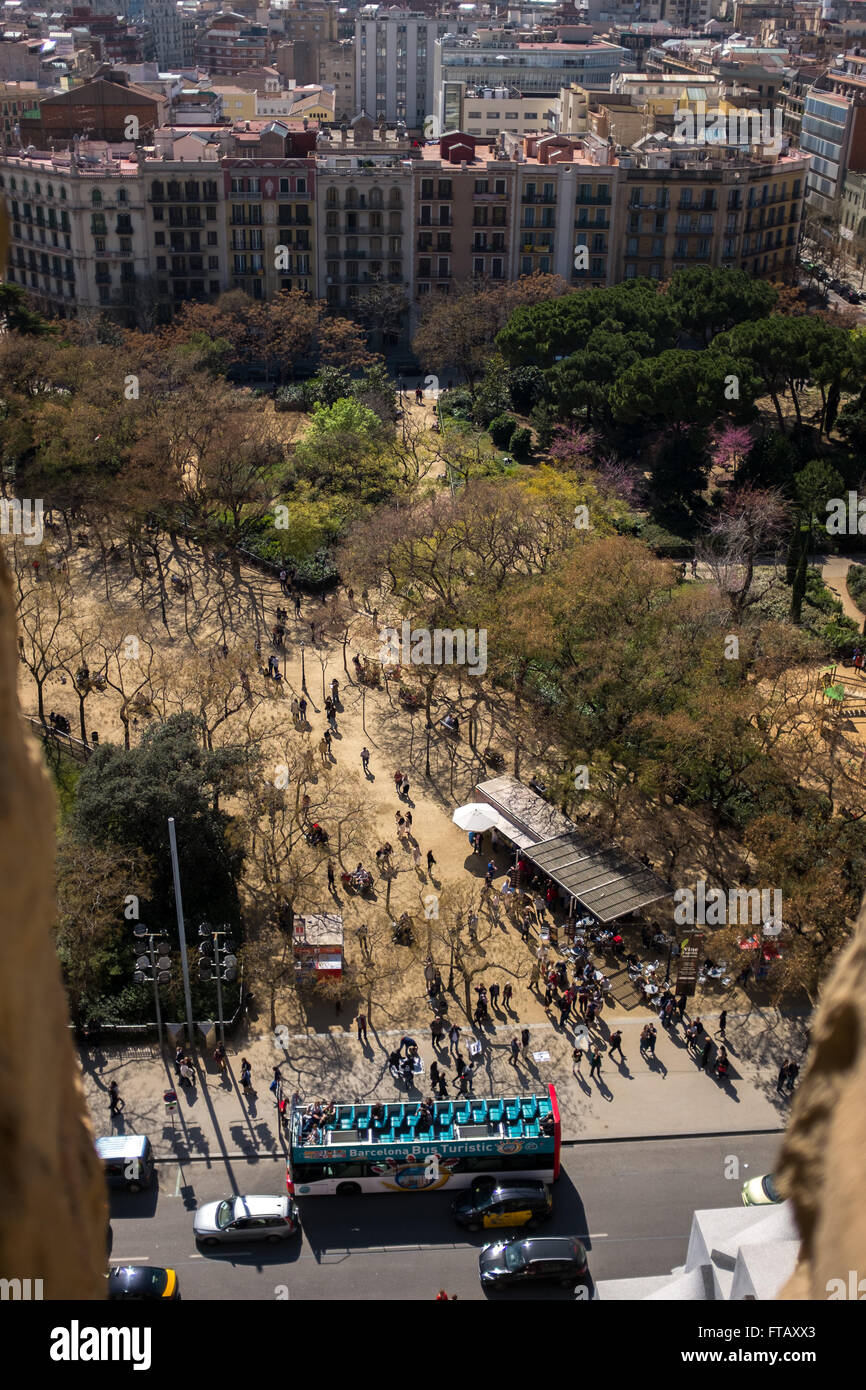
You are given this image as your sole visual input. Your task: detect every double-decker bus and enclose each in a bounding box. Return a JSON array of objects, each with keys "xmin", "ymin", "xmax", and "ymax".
[{"xmin": 286, "ymin": 1085, "xmax": 561, "ymax": 1196}]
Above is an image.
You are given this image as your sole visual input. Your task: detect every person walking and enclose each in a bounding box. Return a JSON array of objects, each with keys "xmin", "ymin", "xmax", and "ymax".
[
  {"xmin": 290, "ymin": 696, "xmax": 300, "ymax": 721},
  {"xmin": 558, "ymin": 996, "xmax": 571, "ymax": 1028},
  {"xmin": 608, "ymin": 1029, "xmax": 624, "ymax": 1063},
  {"xmin": 401, "ymin": 775, "xmax": 411, "ymax": 801},
  {"xmin": 449, "ymin": 1024, "xmax": 461, "ymax": 1055},
  {"xmin": 174, "ymin": 1044, "xmax": 184, "ymax": 1078},
  {"xmin": 412, "ymin": 843, "xmax": 422, "ymax": 870},
  {"xmin": 699, "ymin": 1036, "xmax": 713, "ymax": 1071},
  {"xmin": 645, "ymin": 1023, "xmax": 657, "ymax": 1055},
  {"xmin": 298, "ymin": 696, "xmax": 307, "ymax": 721},
  {"xmin": 431, "ymin": 1017, "xmax": 444, "ymax": 1048},
  {"xmin": 180, "ymin": 1057, "xmax": 195, "ymax": 1088},
  {"xmin": 715, "ymin": 1046, "xmax": 729, "ymax": 1079},
  {"xmin": 356, "ymin": 922, "xmax": 369, "ymax": 957},
  {"xmin": 588, "ymin": 1046, "xmax": 603, "ymax": 1080},
  {"xmin": 572, "ymin": 1044, "xmax": 583, "ymax": 1073},
  {"xmin": 356, "ymin": 1012, "xmax": 368, "ymax": 1044},
  {"xmin": 394, "ymin": 769, "xmax": 403, "ymax": 796},
  {"xmin": 489, "ymin": 982, "xmax": 500, "ymax": 1010},
  {"xmin": 502, "ymin": 982, "xmax": 513, "ymax": 1010},
  {"xmin": 108, "ymin": 1080, "xmax": 123, "ymax": 1115},
  {"xmin": 508, "ymin": 1036, "xmax": 520, "ymax": 1068},
  {"xmin": 776, "ymin": 1058, "xmax": 790, "ymax": 1093},
  {"xmin": 405, "ymin": 810, "xmax": 413, "ymax": 834},
  {"xmin": 718, "ymin": 1010, "xmax": 727, "ymax": 1040},
  {"xmin": 785, "ymin": 1060, "xmax": 800, "ymax": 1092},
  {"xmin": 240, "ymin": 1058, "xmax": 252, "ymax": 1093},
  {"xmin": 319, "ymin": 735, "xmax": 329, "ymax": 764},
  {"xmin": 361, "ymin": 746, "xmax": 370, "ymax": 774},
  {"xmin": 676, "ymin": 994, "xmax": 687, "ymax": 1019},
  {"xmin": 426, "ymin": 849, "xmax": 436, "ymax": 874},
  {"xmin": 521, "ymin": 1027, "xmax": 530, "ymax": 1054}
]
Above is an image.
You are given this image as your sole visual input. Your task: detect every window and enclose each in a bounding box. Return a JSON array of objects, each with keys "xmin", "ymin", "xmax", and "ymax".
[
  {"xmin": 91, "ymin": 189, "xmax": 102, "ymax": 207},
  {"xmin": 117, "ymin": 188, "xmax": 127, "ymax": 205},
  {"xmin": 475, "ymin": 180, "xmax": 488, "ymax": 194}
]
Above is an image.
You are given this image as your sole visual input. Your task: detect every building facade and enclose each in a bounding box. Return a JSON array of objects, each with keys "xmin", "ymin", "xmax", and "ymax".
[{"xmin": 355, "ymin": 7, "xmax": 452, "ymax": 129}]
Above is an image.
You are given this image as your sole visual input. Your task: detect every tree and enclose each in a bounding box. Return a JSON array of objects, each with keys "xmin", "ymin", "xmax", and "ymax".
[
  {"xmin": 611, "ymin": 349, "xmax": 756, "ymax": 429},
  {"xmin": 665, "ymin": 266, "xmax": 777, "ymax": 343},
  {"xmin": 289, "ymin": 398, "xmax": 399, "ymax": 504},
  {"xmin": 0, "ymin": 282, "xmax": 55, "ymax": 336},
  {"xmin": 497, "ymin": 278, "xmax": 678, "ymax": 369},
  {"xmin": 6, "ymin": 539, "xmax": 71, "ymax": 722},
  {"xmin": 69, "ymin": 713, "xmax": 246, "ymax": 932},
  {"xmin": 413, "ymin": 274, "xmax": 568, "ymax": 392},
  {"xmin": 698, "ymin": 486, "xmax": 789, "ymax": 624}
]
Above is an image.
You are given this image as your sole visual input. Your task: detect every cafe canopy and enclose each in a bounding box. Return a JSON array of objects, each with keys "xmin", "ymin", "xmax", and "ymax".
[{"xmin": 474, "ymin": 776, "xmax": 671, "ymax": 924}]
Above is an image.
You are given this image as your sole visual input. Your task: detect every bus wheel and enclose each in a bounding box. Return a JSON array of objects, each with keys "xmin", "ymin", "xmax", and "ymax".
[{"xmin": 336, "ymin": 1182, "xmax": 361, "ymax": 1197}]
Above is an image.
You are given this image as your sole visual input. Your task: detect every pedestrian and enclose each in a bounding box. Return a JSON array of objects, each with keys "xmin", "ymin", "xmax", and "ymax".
[
  {"xmin": 431, "ymin": 1017, "xmax": 444, "ymax": 1047},
  {"xmin": 578, "ymin": 986, "xmax": 589, "ymax": 1016},
  {"xmin": 718, "ymin": 1010, "xmax": 727, "ymax": 1040},
  {"xmin": 521, "ymin": 1027, "xmax": 530, "ymax": 1053},
  {"xmin": 426, "ymin": 849, "xmax": 436, "ymax": 874},
  {"xmin": 645, "ymin": 1024, "xmax": 657, "ymax": 1055},
  {"xmin": 715, "ymin": 1046, "xmax": 729, "ymax": 1078},
  {"xmin": 213, "ymin": 1041, "xmax": 226, "ymax": 1072},
  {"xmin": 108, "ymin": 1080, "xmax": 123, "ymax": 1115},
  {"xmin": 240, "ymin": 1058, "xmax": 252, "ymax": 1093},
  {"xmin": 319, "ymin": 735, "xmax": 329, "ymax": 764},
  {"xmin": 700, "ymin": 1037, "xmax": 713, "ymax": 1070},
  {"xmin": 436, "ymin": 1073, "xmax": 449, "ymax": 1099},
  {"xmin": 361, "ymin": 746, "xmax": 370, "ymax": 773},
  {"xmin": 180, "ymin": 1058, "xmax": 195, "ymax": 1088},
  {"xmin": 455, "ymin": 1070, "xmax": 470, "ymax": 1097},
  {"xmin": 608, "ymin": 1029, "xmax": 624, "ymax": 1062},
  {"xmin": 785, "ymin": 1060, "xmax": 800, "ymax": 1092},
  {"xmin": 401, "ymin": 775, "xmax": 410, "ymax": 800},
  {"xmin": 394, "ymin": 768, "xmax": 403, "ymax": 795},
  {"xmin": 412, "ymin": 844, "xmax": 422, "ymax": 869},
  {"xmin": 430, "ymin": 1060, "xmax": 441, "ymax": 1088},
  {"xmin": 502, "ymin": 982, "xmax": 513, "ymax": 1009},
  {"xmin": 174, "ymin": 1044, "xmax": 184, "ymax": 1077},
  {"xmin": 356, "ymin": 1012, "xmax": 368, "ymax": 1043},
  {"xmin": 543, "ymin": 982, "xmax": 554, "ymax": 1008},
  {"xmin": 677, "ymin": 993, "xmax": 687, "ymax": 1019},
  {"xmin": 293, "ymin": 593, "xmax": 301, "ymax": 617},
  {"xmin": 520, "ymin": 911, "xmax": 532, "ymax": 943},
  {"xmin": 558, "ymin": 997, "xmax": 571, "ymax": 1028},
  {"xmin": 489, "ymin": 982, "xmax": 500, "ymax": 1009},
  {"xmin": 323, "ymin": 728, "xmax": 332, "ymax": 751},
  {"xmin": 589, "ymin": 1046, "xmax": 603, "ymax": 1079},
  {"xmin": 586, "ymin": 1000, "xmax": 596, "ymax": 1027},
  {"xmin": 405, "ymin": 810, "xmax": 413, "ymax": 833},
  {"xmin": 327, "ymin": 859, "xmax": 336, "ymax": 891},
  {"xmin": 572, "ymin": 1044, "xmax": 583, "ymax": 1072},
  {"xmin": 509, "ymin": 1036, "xmax": 520, "ymax": 1067},
  {"xmin": 298, "ymin": 696, "xmax": 307, "ymax": 721},
  {"xmin": 291, "ymin": 696, "xmax": 300, "ymax": 720},
  {"xmin": 279, "ymin": 568, "xmax": 287, "ymax": 593},
  {"xmin": 356, "ymin": 922, "xmax": 369, "ymax": 956},
  {"xmin": 449, "ymin": 1024, "xmax": 460, "ymax": 1055}
]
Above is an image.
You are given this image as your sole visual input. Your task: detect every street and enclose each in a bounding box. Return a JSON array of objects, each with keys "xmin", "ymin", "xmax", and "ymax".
[{"xmin": 106, "ymin": 1134, "xmax": 783, "ymax": 1300}]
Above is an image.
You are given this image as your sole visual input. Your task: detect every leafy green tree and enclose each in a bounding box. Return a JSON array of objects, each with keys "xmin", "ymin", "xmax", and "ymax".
[
  {"xmin": 611, "ymin": 349, "xmax": 756, "ymax": 428},
  {"xmin": 0, "ymin": 282, "xmax": 54, "ymax": 335},
  {"xmin": 666, "ymin": 266, "xmax": 777, "ymax": 343},
  {"xmin": 289, "ymin": 397, "xmax": 399, "ymax": 503},
  {"xmin": 497, "ymin": 279, "xmax": 677, "ymax": 368},
  {"xmin": 70, "ymin": 714, "xmax": 246, "ymax": 932}
]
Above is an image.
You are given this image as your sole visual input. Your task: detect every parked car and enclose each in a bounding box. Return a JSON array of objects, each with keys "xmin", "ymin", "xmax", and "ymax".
[
  {"xmin": 194, "ymin": 1194, "xmax": 300, "ymax": 1246},
  {"xmin": 452, "ymin": 1178, "xmax": 552, "ymax": 1231},
  {"xmin": 479, "ymin": 1235, "xmax": 588, "ymax": 1289},
  {"xmin": 108, "ymin": 1266, "xmax": 179, "ymax": 1300},
  {"xmin": 741, "ymin": 1172, "xmax": 783, "ymax": 1207},
  {"xmin": 96, "ymin": 1135, "xmax": 154, "ymax": 1193}
]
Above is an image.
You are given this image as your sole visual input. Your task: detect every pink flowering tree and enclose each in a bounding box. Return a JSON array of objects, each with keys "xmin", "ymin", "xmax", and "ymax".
[{"xmin": 709, "ymin": 423, "xmax": 754, "ymax": 481}]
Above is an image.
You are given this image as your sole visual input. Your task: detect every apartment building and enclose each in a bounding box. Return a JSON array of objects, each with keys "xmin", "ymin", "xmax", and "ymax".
[
  {"xmin": 434, "ymin": 33, "xmax": 628, "ymax": 130},
  {"xmin": 801, "ymin": 86, "xmax": 866, "ymax": 209},
  {"xmin": 0, "ymin": 149, "xmax": 148, "ymax": 319},
  {"xmin": 196, "ymin": 14, "xmax": 270, "ymax": 76},
  {"xmin": 355, "ymin": 7, "xmax": 452, "ymax": 129},
  {"xmin": 440, "ymin": 82, "xmax": 558, "ymax": 137},
  {"xmin": 614, "ymin": 138, "xmax": 808, "ymax": 282},
  {"xmin": 225, "ymin": 156, "xmax": 314, "ymax": 302},
  {"xmin": 315, "ymin": 122, "xmax": 413, "ymax": 316},
  {"xmin": 142, "ymin": 0, "xmax": 196, "ymax": 71},
  {"xmin": 0, "ymin": 80, "xmax": 40, "ymax": 149}
]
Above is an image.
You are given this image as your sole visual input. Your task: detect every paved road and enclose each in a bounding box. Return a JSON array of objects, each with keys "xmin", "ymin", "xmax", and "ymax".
[{"xmin": 106, "ymin": 1133, "xmax": 782, "ymax": 1301}]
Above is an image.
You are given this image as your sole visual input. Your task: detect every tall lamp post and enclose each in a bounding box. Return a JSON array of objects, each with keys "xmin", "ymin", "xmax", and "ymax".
[
  {"xmin": 168, "ymin": 817, "xmax": 196, "ymax": 1055},
  {"xmin": 300, "ymin": 639, "xmax": 307, "ymax": 692}
]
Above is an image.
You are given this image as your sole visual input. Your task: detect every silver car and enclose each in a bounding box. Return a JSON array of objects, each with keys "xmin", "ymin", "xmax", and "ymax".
[{"xmin": 194, "ymin": 1194, "xmax": 300, "ymax": 1247}]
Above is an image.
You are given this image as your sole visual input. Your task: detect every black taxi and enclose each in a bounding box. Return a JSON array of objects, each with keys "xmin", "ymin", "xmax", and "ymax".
[{"xmin": 451, "ymin": 1177, "xmax": 552, "ymax": 1231}]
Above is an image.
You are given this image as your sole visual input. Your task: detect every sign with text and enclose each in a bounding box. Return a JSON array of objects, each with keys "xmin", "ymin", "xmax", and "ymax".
[{"xmin": 675, "ymin": 930, "xmax": 706, "ymax": 997}]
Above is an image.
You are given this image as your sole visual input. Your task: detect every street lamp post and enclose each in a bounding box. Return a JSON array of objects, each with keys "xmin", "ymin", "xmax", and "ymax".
[
  {"xmin": 132, "ymin": 924, "xmax": 170, "ymax": 1051},
  {"xmin": 425, "ymin": 720, "xmax": 432, "ymax": 776},
  {"xmin": 300, "ymin": 640, "xmax": 307, "ymax": 692},
  {"xmin": 168, "ymin": 817, "xmax": 196, "ymax": 1055},
  {"xmin": 198, "ymin": 924, "xmax": 238, "ymax": 1047}
]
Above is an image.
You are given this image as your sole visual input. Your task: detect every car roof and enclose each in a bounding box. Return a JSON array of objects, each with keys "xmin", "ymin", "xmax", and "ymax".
[
  {"xmin": 231, "ymin": 1195, "xmax": 288, "ymax": 1216},
  {"xmin": 488, "ymin": 1181, "xmax": 548, "ymax": 1198},
  {"xmin": 108, "ymin": 1266, "xmax": 167, "ymax": 1292},
  {"xmin": 517, "ymin": 1237, "xmax": 584, "ymax": 1259},
  {"xmin": 96, "ymin": 1135, "xmax": 149, "ymax": 1159}
]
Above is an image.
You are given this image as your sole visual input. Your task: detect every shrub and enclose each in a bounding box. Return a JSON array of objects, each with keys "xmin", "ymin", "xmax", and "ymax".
[
  {"xmin": 275, "ymin": 383, "xmax": 308, "ymax": 411},
  {"xmin": 439, "ymin": 387, "xmax": 474, "ymax": 421},
  {"xmin": 489, "ymin": 414, "xmax": 517, "ymax": 447},
  {"xmin": 847, "ymin": 562, "xmax": 866, "ymax": 613},
  {"xmin": 510, "ymin": 426, "xmax": 533, "ymax": 460},
  {"xmin": 529, "ymin": 401, "xmax": 555, "ymax": 451},
  {"xmin": 508, "ymin": 364, "xmax": 547, "ymax": 413}
]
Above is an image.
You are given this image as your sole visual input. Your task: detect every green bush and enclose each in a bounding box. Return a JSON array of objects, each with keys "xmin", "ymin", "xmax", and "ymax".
[
  {"xmin": 847, "ymin": 562, "xmax": 866, "ymax": 614},
  {"xmin": 489, "ymin": 414, "xmax": 517, "ymax": 447},
  {"xmin": 439, "ymin": 387, "xmax": 474, "ymax": 421},
  {"xmin": 508, "ymin": 365, "xmax": 548, "ymax": 413},
  {"xmin": 275, "ymin": 383, "xmax": 308, "ymax": 411},
  {"xmin": 510, "ymin": 426, "xmax": 533, "ymax": 460}
]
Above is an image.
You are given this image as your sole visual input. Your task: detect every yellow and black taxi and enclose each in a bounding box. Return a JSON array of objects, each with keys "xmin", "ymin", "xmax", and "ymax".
[
  {"xmin": 108, "ymin": 1266, "xmax": 180, "ymax": 1300},
  {"xmin": 452, "ymin": 1177, "xmax": 552, "ymax": 1232}
]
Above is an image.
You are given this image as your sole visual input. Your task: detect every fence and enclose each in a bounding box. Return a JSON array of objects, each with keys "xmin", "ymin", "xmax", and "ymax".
[{"xmin": 24, "ymin": 715, "xmax": 93, "ymax": 763}]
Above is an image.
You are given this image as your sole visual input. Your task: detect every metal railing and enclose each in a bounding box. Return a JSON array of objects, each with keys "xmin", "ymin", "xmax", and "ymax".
[{"xmin": 24, "ymin": 715, "xmax": 93, "ymax": 763}]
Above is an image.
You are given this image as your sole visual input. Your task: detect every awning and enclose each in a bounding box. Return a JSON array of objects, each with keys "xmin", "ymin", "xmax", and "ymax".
[{"xmin": 528, "ymin": 833, "xmax": 671, "ymax": 923}]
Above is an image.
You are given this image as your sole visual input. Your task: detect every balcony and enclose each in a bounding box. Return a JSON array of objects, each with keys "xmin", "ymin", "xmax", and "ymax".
[{"xmin": 521, "ymin": 193, "xmax": 556, "ymax": 204}]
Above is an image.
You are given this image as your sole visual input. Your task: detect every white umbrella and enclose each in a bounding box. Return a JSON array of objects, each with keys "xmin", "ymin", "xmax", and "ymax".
[
  {"xmin": 572, "ymin": 1025, "xmax": 591, "ymax": 1053},
  {"xmin": 452, "ymin": 803, "xmax": 498, "ymax": 832}
]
